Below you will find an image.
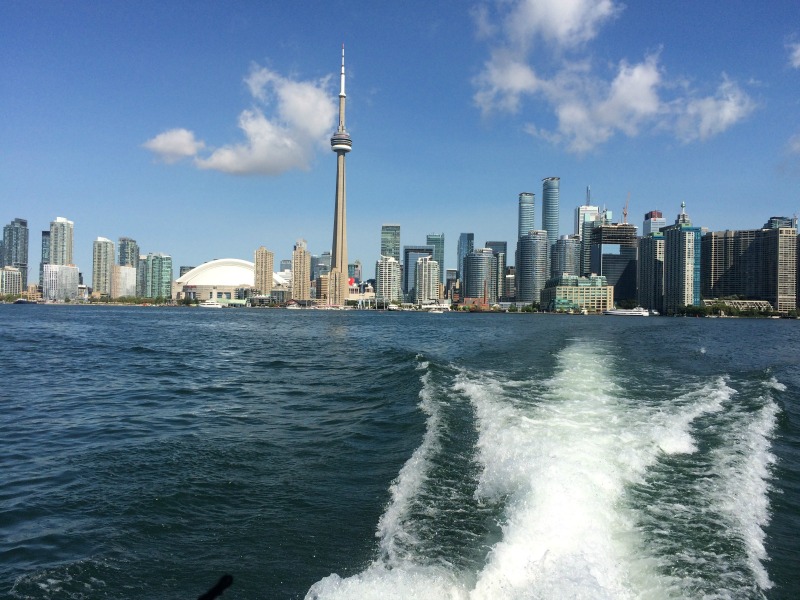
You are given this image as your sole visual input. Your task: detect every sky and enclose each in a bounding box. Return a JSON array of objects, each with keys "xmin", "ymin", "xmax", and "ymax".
[{"xmin": 3, "ymin": 1, "xmax": 800, "ymax": 286}]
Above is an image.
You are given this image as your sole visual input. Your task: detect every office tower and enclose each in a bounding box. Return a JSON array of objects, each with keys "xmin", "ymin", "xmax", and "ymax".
[
  {"xmin": 515, "ymin": 230, "xmax": 548, "ymax": 304},
  {"xmin": 580, "ymin": 210, "xmax": 603, "ymax": 275},
  {"xmin": 518, "ymin": 193, "xmax": 535, "ymax": 240},
  {"xmin": 574, "ymin": 188, "xmax": 599, "ymax": 239},
  {"xmin": 312, "ymin": 252, "xmax": 332, "ymax": 282},
  {"xmin": 553, "ymin": 234, "xmax": 581, "ymax": 277},
  {"xmin": 426, "ymin": 233, "xmax": 445, "ymax": 283},
  {"xmin": 111, "ymin": 265, "xmax": 137, "ymax": 298},
  {"xmin": 279, "ymin": 259, "xmax": 292, "ymax": 272},
  {"xmin": 485, "ymin": 242, "xmax": 507, "ymax": 299},
  {"xmin": 589, "ymin": 222, "xmax": 638, "ymax": 303},
  {"xmin": 763, "ymin": 216, "xmax": 797, "ymax": 229},
  {"xmin": 456, "ymin": 233, "xmax": 474, "ymax": 279},
  {"xmin": 292, "ymin": 239, "xmax": 311, "ymax": 301},
  {"xmin": 329, "ymin": 46, "xmax": 352, "ymax": 306},
  {"xmin": 402, "ymin": 245, "xmax": 434, "ymax": 300},
  {"xmin": 663, "ymin": 203, "xmax": 702, "ymax": 314},
  {"xmin": 463, "ymin": 248, "xmax": 497, "ymax": 304},
  {"xmin": 254, "ymin": 246, "xmax": 275, "ymax": 295},
  {"xmin": 761, "ymin": 227, "xmax": 796, "ymax": 313},
  {"xmin": 504, "ymin": 266, "xmax": 516, "ymax": 300},
  {"xmin": 92, "ymin": 237, "xmax": 115, "ymax": 296},
  {"xmin": 642, "ymin": 211, "xmax": 666, "ymax": 236},
  {"xmin": 415, "ymin": 255, "xmax": 440, "ymax": 304},
  {"xmin": 1, "ymin": 267, "xmax": 23, "ymax": 295},
  {"xmin": 179, "ymin": 266, "xmax": 195, "ymax": 277},
  {"xmin": 349, "ymin": 260, "xmax": 362, "ymax": 283},
  {"xmin": 139, "ymin": 253, "xmax": 173, "ymax": 299},
  {"xmin": 542, "ymin": 177, "xmax": 560, "ymax": 275},
  {"xmin": 637, "ymin": 232, "xmax": 665, "ymax": 313},
  {"xmin": 381, "ymin": 225, "xmax": 401, "ymax": 263},
  {"xmin": 49, "ymin": 217, "xmax": 74, "ymax": 266},
  {"xmin": 541, "ymin": 274, "xmax": 613, "ymax": 313},
  {"xmin": 42, "ymin": 263, "xmax": 79, "ymax": 301},
  {"xmin": 118, "ymin": 237, "xmax": 139, "ymax": 267},
  {"xmin": 375, "ymin": 255, "xmax": 402, "ymax": 303},
  {"xmin": 2, "ymin": 218, "xmax": 29, "ymax": 288}
]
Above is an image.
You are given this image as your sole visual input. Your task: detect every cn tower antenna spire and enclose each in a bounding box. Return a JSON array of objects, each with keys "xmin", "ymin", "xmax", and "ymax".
[{"xmin": 340, "ymin": 44, "xmax": 346, "ymax": 98}]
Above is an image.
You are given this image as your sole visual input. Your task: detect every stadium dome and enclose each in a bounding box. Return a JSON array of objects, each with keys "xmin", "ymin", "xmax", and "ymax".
[{"xmin": 176, "ymin": 258, "xmax": 255, "ymax": 287}]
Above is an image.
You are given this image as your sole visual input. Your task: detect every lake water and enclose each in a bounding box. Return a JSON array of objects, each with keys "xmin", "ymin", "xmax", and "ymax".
[{"xmin": 1, "ymin": 305, "xmax": 798, "ymax": 599}]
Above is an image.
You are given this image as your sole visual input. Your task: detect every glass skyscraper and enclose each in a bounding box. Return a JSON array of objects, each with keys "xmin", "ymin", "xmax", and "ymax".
[
  {"xmin": 425, "ymin": 233, "xmax": 445, "ymax": 283},
  {"xmin": 118, "ymin": 237, "xmax": 140, "ymax": 267},
  {"xmin": 402, "ymin": 245, "xmax": 434, "ymax": 299},
  {"xmin": 380, "ymin": 225, "xmax": 401, "ymax": 263},
  {"xmin": 518, "ymin": 193, "xmax": 535, "ymax": 240},
  {"xmin": 542, "ymin": 177, "xmax": 560, "ymax": 276},
  {"xmin": 515, "ymin": 230, "xmax": 548, "ymax": 305},
  {"xmin": 456, "ymin": 233, "xmax": 474, "ymax": 279},
  {"xmin": 49, "ymin": 217, "xmax": 74, "ymax": 266},
  {"xmin": 2, "ymin": 218, "xmax": 29, "ymax": 288}
]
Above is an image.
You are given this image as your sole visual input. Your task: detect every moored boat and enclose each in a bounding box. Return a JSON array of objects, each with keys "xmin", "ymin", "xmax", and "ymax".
[{"xmin": 603, "ymin": 306, "xmax": 650, "ymax": 316}]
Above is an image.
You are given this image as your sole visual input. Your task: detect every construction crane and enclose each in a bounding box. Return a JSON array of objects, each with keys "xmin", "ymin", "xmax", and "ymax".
[{"xmin": 623, "ymin": 192, "xmax": 630, "ymax": 224}]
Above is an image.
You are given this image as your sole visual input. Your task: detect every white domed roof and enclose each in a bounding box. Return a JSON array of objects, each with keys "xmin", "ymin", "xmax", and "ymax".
[{"xmin": 176, "ymin": 259, "xmax": 254, "ymax": 287}]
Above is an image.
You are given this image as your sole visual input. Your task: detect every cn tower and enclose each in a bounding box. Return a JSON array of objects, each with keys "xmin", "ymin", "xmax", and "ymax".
[{"xmin": 329, "ymin": 45, "xmax": 352, "ymax": 305}]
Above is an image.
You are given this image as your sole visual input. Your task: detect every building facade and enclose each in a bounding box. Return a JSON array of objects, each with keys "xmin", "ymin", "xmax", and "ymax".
[
  {"xmin": 415, "ymin": 255, "xmax": 440, "ymax": 305},
  {"xmin": 1, "ymin": 266, "xmax": 23, "ymax": 295},
  {"xmin": 642, "ymin": 211, "xmax": 666, "ymax": 237},
  {"xmin": 49, "ymin": 217, "xmax": 74, "ymax": 266},
  {"xmin": 663, "ymin": 203, "xmax": 702, "ymax": 314},
  {"xmin": 456, "ymin": 233, "xmax": 474, "ymax": 280},
  {"xmin": 402, "ymin": 245, "xmax": 434, "ymax": 300},
  {"xmin": 426, "ymin": 233, "xmax": 445, "ymax": 283},
  {"xmin": 542, "ymin": 177, "xmax": 560, "ymax": 275},
  {"xmin": 589, "ymin": 222, "xmax": 638, "ymax": 303},
  {"xmin": 541, "ymin": 274, "xmax": 613, "ymax": 313},
  {"xmin": 375, "ymin": 255, "xmax": 402, "ymax": 303},
  {"xmin": 118, "ymin": 237, "xmax": 139, "ymax": 267},
  {"xmin": 291, "ymin": 239, "xmax": 311, "ymax": 301},
  {"xmin": 92, "ymin": 237, "xmax": 115, "ymax": 296},
  {"xmin": 518, "ymin": 193, "xmax": 535, "ymax": 240},
  {"xmin": 553, "ymin": 234, "xmax": 581, "ymax": 277},
  {"xmin": 462, "ymin": 248, "xmax": 497, "ymax": 304},
  {"xmin": 42, "ymin": 263, "xmax": 79, "ymax": 301},
  {"xmin": 111, "ymin": 265, "xmax": 137, "ymax": 298},
  {"xmin": 2, "ymin": 218, "xmax": 29, "ymax": 288},
  {"xmin": 515, "ymin": 230, "xmax": 548, "ymax": 305},
  {"xmin": 380, "ymin": 225, "xmax": 401, "ymax": 264},
  {"xmin": 637, "ymin": 232, "xmax": 665, "ymax": 313},
  {"xmin": 254, "ymin": 246, "xmax": 275, "ymax": 295}
]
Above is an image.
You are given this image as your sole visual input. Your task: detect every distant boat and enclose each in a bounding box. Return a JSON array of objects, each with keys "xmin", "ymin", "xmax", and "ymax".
[
  {"xmin": 198, "ymin": 299, "xmax": 224, "ymax": 308},
  {"xmin": 603, "ymin": 306, "xmax": 650, "ymax": 317},
  {"xmin": 285, "ymin": 303, "xmax": 302, "ymax": 310},
  {"xmin": 13, "ymin": 298, "xmax": 38, "ymax": 304}
]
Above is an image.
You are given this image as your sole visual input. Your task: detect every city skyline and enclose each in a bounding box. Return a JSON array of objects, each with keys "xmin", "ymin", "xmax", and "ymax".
[{"xmin": 3, "ymin": 2, "xmax": 800, "ymax": 277}]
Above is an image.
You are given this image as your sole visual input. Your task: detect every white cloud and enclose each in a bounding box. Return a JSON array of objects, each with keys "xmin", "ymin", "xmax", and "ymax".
[
  {"xmin": 674, "ymin": 76, "xmax": 756, "ymax": 142},
  {"xmin": 142, "ymin": 128, "xmax": 205, "ymax": 164},
  {"xmin": 787, "ymin": 41, "xmax": 800, "ymax": 68},
  {"xmin": 145, "ymin": 66, "xmax": 336, "ymax": 176},
  {"xmin": 473, "ymin": 0, "xmax": 755, "ymax": 153}
]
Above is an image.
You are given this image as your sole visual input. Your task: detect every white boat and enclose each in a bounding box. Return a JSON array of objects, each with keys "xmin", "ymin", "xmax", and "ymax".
[
  {"xmin": 199, "ymin": 300, "xmax": 224, "ymax": 308},
  {"xmin": 603, "ymin": 306, "xmax": 650, "ymax": 316}
]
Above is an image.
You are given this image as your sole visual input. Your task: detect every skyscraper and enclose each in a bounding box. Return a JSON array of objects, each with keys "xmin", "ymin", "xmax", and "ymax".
[
  {"xmin": 118, "ymin": 237, "xmax": 139, "ymax": 267},
  {"xmin": 329, "ymin": 46, "xmax": 352, "ymax": 306},
  {"xmin": 515, "ymin": 230, "xmax": 548, "ymax": 305},
  {"xmin": 638, "ymin": 232, "xmax": 665, "ymax": 313},
  {"xmin": 42, "ymin": 264, "xmax": 79, "ymax": 302},
  {"xmin": 542, "ymin": 177, "xmax": 560, "ymax": 275},
  {"xmin": 642, "ymin": 211, "xmax": 666, "ymax": 236},
  {"xmin": 663, "ymin": 203, "xmax": 702, "ymax": 314},
  {"xmin": 426, "ymin": 233, "xmax": 445, "ymax": 283},
  {"xmin": 39, "ymin": 231, "xmax": 50, "ymax": 287},
  {"xmin": 574, "ymin": 188, "xmax": 599, "ymax": 239},
  {"xmin": 292, "ymin": 239, "xmax": 311, "ymax": 301},
  {"xmin": 518, "ymin": 193, "xmax": 535, "ymax": 240},
  {"xmin": 486, "ymin": 241, "xmax": 507, "ymax": 299},
  {"xmin": 414, "ymin": 255, "xmax": 440, "ymax": 305},
  {"xmin": 254, "ymin": 246, "xmax": 275, "ymax": 295},
  {"xmin": 50, "ymin": 217, "xmax": 74, "ymax": 266},
  {"xmin": 140, "ymin": 253, "xmax": 173, "ymax": 299},
  {"xmin": 402, "ymin": 245, "xmax": 434, "ymax": 300},
  {"xmin": 92, "ymin": 237, "xmax": 114, "ymax": 296},
  {"xmin": 380, "ymin": 225, "xmax": 401, "ymax": 264},
  {"xmin": 375, "ymin": 255, "xmax": 402, "ymax": 303},
  {"xmin": 589, "ymin": 222, "xmax": 638, "ymax": 303},
  {"xmin": 2, "ymin": 218, "xmax": 29, "ymax": 288},
  {"xmin": 456, "ymin": 233, "xmax": 474, "ymax": 279},
  {"xmin": 553, "ymin": 235, "xmax": 581, "ymax": 277},
  {"xmin": 463, "ymin": 248, "xmax": 497, "ymax": 304}
]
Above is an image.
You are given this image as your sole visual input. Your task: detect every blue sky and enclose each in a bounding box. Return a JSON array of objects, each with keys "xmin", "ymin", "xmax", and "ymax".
[{"xmin": 3, "ymin": 1, "xmax": 800, "ymax": 285}]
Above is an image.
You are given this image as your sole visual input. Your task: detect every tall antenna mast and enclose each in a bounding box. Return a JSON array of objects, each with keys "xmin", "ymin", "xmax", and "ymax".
[{"xmin": 623, "ymin": 192, "xmax": 630, "ymax": 224}]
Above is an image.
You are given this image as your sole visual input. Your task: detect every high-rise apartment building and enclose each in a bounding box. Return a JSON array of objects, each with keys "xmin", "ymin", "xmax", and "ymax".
[
  {"xmin": 111, "ymin": 265, "xmax": 137, "ymax": 298},
  {"xmin": 663, "ymin": 203, "xmax": 702, "ymax": 314},
  {"xmin": 1, "ymin": 266, "xmax": 23, "ymax": 295},
  {"xmin": 426, "ymin": 233, "xmax": 445, "ymax": 283},
  {"xmin": 291, "ymin": 239, "xmax": 311, "ymax": 301},
  {"xmin": 92, "ymin": 237, "xmax": 115, "ymax": 296},
  {"xmin": 39, "ymin": 231, "xmax": 50, "ymax": 287},
  {"xmin": 414, "ymin": 255, "xmax": 440, "ymax": 305},
  {"xmin": 139, "ymin": 253, "xmax": 173, "ymax": 299},
  {"xmin": 515, "ymin": 230, "xmax": 548, "ymax": 304},
  {"xmin": 402, "ymin": 245, "xmax": 434, "ymax": 300},
  {"xmin": 456, "ymin": 233, "xmax": 474, "ymax": 279},
  {"xmin": 637, "ymin": 232, "xmax": 665, "ymax": 313},
  {"xmin": 254, "ymin": 246, "xmax": 275, "ymax": 295},
  {"xmin": 2, "ymin": 218, "xmax": 29, "ymax": 288},
  {"xmin": 462, "ymin": 248, "xmax": 497, "ymax": 304},
  {"xmin": 329, "ymin": 46, "xmax": 353, "ymax": 306},
  {"xmin": 518, "ymin": 193, "xmax": 535, "ymax": 240},
  {"xmin": 589, "ymin": 222, "xmax": 638, "ymax": 303},
  {"xmin": 542, "ymin": 177, "xmax": 560, "ymax": 275},
  {"xmin": 49, "ymin": 217, "xmax": 74, "ymax": 266},
  {"xmin": 553, "ymin": 235, "xmax": 581, "ymax": 277},
  {"xmin": 381, "ymin": 225, "xmax": 401, "ymax": 264},
  {"xmin": 574, "ymin": 189, "xmax": 599, "ymax": 239},
  {"xmin": 42, "ymin": 263, "xmax": 79, "ymax": 301},
  {"xmin": 118, "ymin": 237, "xmax": 139, "ymax": 267},
  {"xmin": 486, "ymin": 242, "xmax": 507, "ymax": 300},
  {"xmin": 375, "ymin": 255, "xmax": 402, "ymax": 303},
  {"xmin": 642, "ymin": 211, "xmax": 666, "ymax": 237}
]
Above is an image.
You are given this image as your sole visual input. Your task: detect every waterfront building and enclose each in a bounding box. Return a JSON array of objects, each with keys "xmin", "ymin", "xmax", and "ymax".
[
  {"xmin": 381, "ymin": 225, "xmax": 401, "ymax": 264},
  {"xmin": 637, "ymin": 232, "xmax": 665, "ymax": 313},
  {"xmin": 663, "ymin": 203, "xmax": 702, "ymax": 314},
  {"xmin": 541, "ymin": 274, "xmax": 613, "ymax": 313},
  {"xmin": 139, "ymin": 253, "xmax": 173, "ymax": 299},
  {"xmin": 292, "ymin": 239, "xmax": 311, "ymax": 301},
  {"xmin": 402, "ymin": 245, "xmax": 434, "ymax": 300},
  {"xmin": 92, "ymin": 237, "xmax": 115, "ymax": 297},
  {"xmin": 118, "ymin": 237, "xmax": 139, "ymax": 267},
  {"xmin": 111, "ymin": 265, "xmax": 137, "ymax": 298},
  {"xmin": 579, "ymin": 209, "xmax": 604, "ymax": 275},
  {"xmin": 254, "ymin": 246, "xmax": 275, "ymax": 295},
  {"xmin": 503, "ymin": 266, "xmax": 516, "ymax": 301},
  {"xmin": 518, "ymin": 193, "xmax": 535, "ymax": 240},
  {"xmin": 515, "ymin": 230, "xmax": 548, "ymax": 305},
  {"xmin": 542, "ymin": 177, "xmax": 560, "ymax": 276},
  {"xmin": 375, "ymin": 255, "xmax": 402, "ymax": 303},
  {"xmin": 316, "ymin": 273, "xmax": 330, "ymax": 303},
  {"xmin": 462, "ymin": 248, "xmax": 497, "ymax": 305},
  {"xmin": 312, "ymin": 252, "xmax": 332, "ymax": 282},
  {"xmin": 415, "ymin": 255, "xmax": 440, "ymax": 305},
  {"xmin": 589, "ymin": 222, "xmax": 638, "ymax": 303},
  {"xmin": 349, "ymin": 260, "xmax": 362, "ymax": 283},
  {"xmin": 172, "ymin": 259, "xmax": 256, "ymax": 302},
  {"xmin": 485, "ymin": 242, "xmax": 507, "ymax": 300},
  {"xmin": 553, "ymin": 235, "xmax": 581, "ymax": 277},
  {"xmin": 763, "ymin": 216, "xmax": 797, "ymax": 229},
  {"xmin": 329, "ymin": 46, "xmax": 352, "ymax": 306},
  {"xmin": 444, "ymin": 268, "xmax": 458, "ymax": 299},
  {"xmin": 456, "ymin": 233, "xmax": 474, "ymax": 280},
  {"xmin": 426, "ymin": 233, "xmax": 445, "ymax": 283},
  {"xmin": 49, "ymin": 217, "xmax": 74, "ymax": 266},
  {"xmin": 2, "ymin": 218, "xmax": 29, "ymax": 288},
  {"xmin": 642, "ymin": 211, "xmax": 666, "ymax": 236},
  {"xmin": 1, "ymin": 266, "xmax": 23, "ymax": 295},
  {"xmin": 574, "ymin": 191, "xmax": 599, "ymax": 239},
  {"xmin": 39, "ymin": 231, "xmax": 50, "ymax": 287},
  {"xmin": 42, "ymin": 263, "xmax": 79, "ymax": 301}
]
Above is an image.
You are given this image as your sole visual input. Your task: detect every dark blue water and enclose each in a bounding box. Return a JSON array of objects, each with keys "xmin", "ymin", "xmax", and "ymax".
[{"xmin": 1, "ymin": 306, "xmax": 798, "ymax": 599}]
